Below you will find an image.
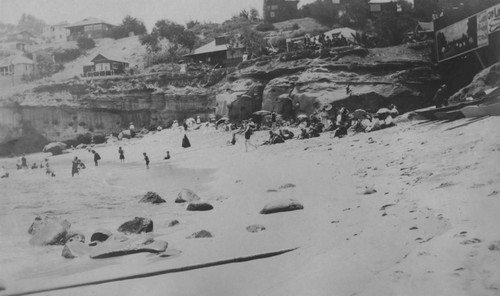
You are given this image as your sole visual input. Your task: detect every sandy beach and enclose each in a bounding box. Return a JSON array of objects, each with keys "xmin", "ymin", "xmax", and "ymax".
[{"xmin": 1, "ymin": 116, "xmax": 500, "ymax": 296}]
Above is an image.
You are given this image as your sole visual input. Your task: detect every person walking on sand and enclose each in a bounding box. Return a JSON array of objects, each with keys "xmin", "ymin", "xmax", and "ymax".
[
  {"xmin": 164, "ymin": 151, "xmax": 171, "ymax": 160},
  {"xmin": 240, "ymin": 121, "xmax": 257, "ymax": 152},
  {"xmin": 118, "ymin": 147, "xmax": 125, "ymax": 163},
  {"xmin": 271, "ymin": 111, "xmax": 277, "ymax": 130},
  {"xmin": 71, "ymin": 157, "xmax": 79, "ymax": 177},
  {"xmin": 92, "ymin": 150, "xmax": 101, "ymax": 166},
  {"xmin": 143, "ymin": 152, "xmax": 150, "ymax": 169}
]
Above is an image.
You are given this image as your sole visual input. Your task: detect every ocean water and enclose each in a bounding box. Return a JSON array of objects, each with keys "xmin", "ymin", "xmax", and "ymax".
[{"xmin": 0, "ymin": 151, "xmax": 215, "ymax": 285}]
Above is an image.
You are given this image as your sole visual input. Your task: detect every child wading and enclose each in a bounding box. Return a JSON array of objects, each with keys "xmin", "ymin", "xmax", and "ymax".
[
  {"xmin": 143, "ymin": 152, "xmax": 150, "ymax": 169},
  {"xmin": 118, "ymin": 147, "xmax": 125, "ymax": 163},
  {"xmin": 92, "ymin": 150, "xmax": 101, "ymax": 166},
  {"xmin": 71, "ymin": 157, "xmax": 79, "ymax": 177}
]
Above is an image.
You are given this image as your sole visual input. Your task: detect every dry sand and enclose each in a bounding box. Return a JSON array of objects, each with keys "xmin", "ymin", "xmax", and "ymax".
[{"xmin": 0, "ymin": 116, "xmax": 499, "ymax": 296}]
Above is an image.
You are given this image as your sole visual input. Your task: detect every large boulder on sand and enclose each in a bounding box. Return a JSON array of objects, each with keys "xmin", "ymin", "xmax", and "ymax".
[
  {"xmin": 62, "ymin": 241, "xmax": 91, "ymax": 259},
  {"xmin": 175, "ymin": 189, "xmax": 200, "ymax": 203},
  {"xmin": 186, "ymin": 202, "xmax": 213, "ymax": 211},
  {"xmin": 117, "ymin": 217, "xmax": 153, "ymax": 234},
  {"xmin": 188, "ymin": 230, "xmax": 212, "ymax": 238},
  {"xmin": 28, "ymin": 216, "xmax": 72, "ymax": 246},
  {"xmin": 90, "ymin": 228, "xmax": 113, "ymax": 243},
  {"xmin": 89, "ymin": 237, "xmax": 168, "ymax": 259},
  {"xmin": 139, "ymin": 191, "xmax": 166, "ymax": 204},
  {"xmin": 42, "ymin": 142, "xmax": 67, "ymax": 156},
  {"xmin": 260, "ymin": 198, "xmax": 304, "ymax": 214}
]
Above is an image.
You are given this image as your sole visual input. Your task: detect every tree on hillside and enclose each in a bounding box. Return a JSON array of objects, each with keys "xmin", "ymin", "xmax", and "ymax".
[
  {"xmin": 228, "ymin": 27, "xmax": 267, "ymax": 58},
  {"xmin": 300, "ymin": 0, "xmax": 339, "ymax": 27},
  {"xmin": 186, "ymin": 20, "xmax": 200, "ymax": 29},
  {"xmin": 249, "ymin": 8, "xmax": 260, "ymax": 21},
  {"xmin": 77, "ymin": 36, "xmax": 96, "ymax": 50},
  {"xmin": 339, "ymin": 0, "xmax": 370, "ymax": 28},
  {"xmin": 110, "ymin": 15, "xmax": 147, "ymax": 39},
  {"xmin": 17, "ymin": 14, "xmax": 46, "ymax": 35}
]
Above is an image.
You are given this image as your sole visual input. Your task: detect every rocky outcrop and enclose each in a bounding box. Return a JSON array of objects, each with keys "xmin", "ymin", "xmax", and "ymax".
[
  {"xmin": 139, "ymin": 191, "xmax": 166, "ymax": 204},
  {"xmin": 42, "ymin": 142, "xmax": 67, "ymax": 155},
  {"xmin": 246, "ymin": 224, "xmax": 266, "ymax": 233},
  {"xmin": 449, "ymin": 62, "xmax": 500, "ymax": 104},
  {"xmin": 188, "ymin": 230, "xmax": 213, "ymax": 238},
  {"xmin": 117, "ymin": 217, "xmax": 153, "ymax": 234}
]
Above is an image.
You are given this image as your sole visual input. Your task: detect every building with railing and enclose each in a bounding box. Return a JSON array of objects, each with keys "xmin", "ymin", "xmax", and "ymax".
[
  {"xmin": 65, "ymin": 18, "xmax": 114, "ymax": 41},
  {"xmin": 83, "ymin": 53, "xmax": 129, "ymax": 77}
]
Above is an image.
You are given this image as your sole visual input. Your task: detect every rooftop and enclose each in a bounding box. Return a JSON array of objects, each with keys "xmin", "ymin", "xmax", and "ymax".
[
  {"xmin": 65, "ymin": 18, "xmax": 114, "ymax": 28},
  {"xmin": 0, "ymin": 55, "xmax": 34, "ymax": 67}
]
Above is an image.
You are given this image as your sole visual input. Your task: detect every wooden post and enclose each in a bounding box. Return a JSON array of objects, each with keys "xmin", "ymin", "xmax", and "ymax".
[{"xmin": 474, "ymin": 50, "xmax": 485, "ymax": 69}]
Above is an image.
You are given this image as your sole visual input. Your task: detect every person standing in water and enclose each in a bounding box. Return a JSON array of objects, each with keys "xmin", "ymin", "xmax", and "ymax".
[
  {"xmin": 164, "ymin": 151, "xmax": 170, "ymax": 160},
  {"xmin": 143, "ymin": 152, "xmax": 150, "ymax": 169},
  {"xmin": 92, "ymin": 150, "xmax": 101, "ymax": 166},
  {"xmin": 118, "ymin": 147, "xmax": 125, "ymax": 163},
  {"xmin": 21, "ymin": 154, "xmax": 28, "ymax": 169},
  {"xmin": 71, "ymin": 157, "xmax": 79, "ymax": 177}
]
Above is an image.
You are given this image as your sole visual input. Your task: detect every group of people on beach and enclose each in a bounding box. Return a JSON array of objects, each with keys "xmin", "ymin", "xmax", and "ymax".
[{"xmin": 12, "ymin": 154, "xmax": 55, "ymax": 177}]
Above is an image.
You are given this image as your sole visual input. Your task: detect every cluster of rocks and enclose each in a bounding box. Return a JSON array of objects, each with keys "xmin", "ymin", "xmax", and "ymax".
[
  {"xmin": 42, "ymin": 142, "xmax": 67, "ymax": 156},
  {"xmin": 26, "ymin": 187, "xmax": 305, "ymax": 261}
]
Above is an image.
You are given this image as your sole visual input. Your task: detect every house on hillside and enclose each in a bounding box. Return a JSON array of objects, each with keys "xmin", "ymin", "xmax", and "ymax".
[
  {"xmin": 184, "ymin": 36, "xmax": 245, "ymax": 68},
  {"xmin": 263, "ymin": 0, "xmax": 300, "ymax": 23},
  {"xmin": 83, "ymin": 53, "xmax": 129, "ymax": 77},
  {"xmin": 0, "ymin": 31, "xmax": 38, "ymax": 52},
  {"xmin": 65, "ymin": 18, "xmax": 114, "ymax": 41},
  {"xmin": 0, "ymin": 55, "xmax": 35, "ymax": 76},
  {"xmin": 368, "ymin": 0, "xmax": 398, "ymax": 14},
  {"xmin": 42, "ymin": 22, "xmax": 70, "ymax": 43}
]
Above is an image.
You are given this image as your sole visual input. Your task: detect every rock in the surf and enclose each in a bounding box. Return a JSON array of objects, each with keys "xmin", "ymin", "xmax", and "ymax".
[
  {"xmin": 65, "ymin": 231, "xmax": 86, "ymax": 243},
  {"xmin": 186, "ymin": 202, "xmax": 213, "ymax": 211},
  {"xmin": 117, "ymin": 217, "xmax": 153, "ymax": 234},
  {"xmin": 246, "ymin": 224, "xmax": 266, "ymax": 233},
  {"xmin": 42, "ymin": 142, "xmax": 67, "ymax": 156},
  {"xmin": 167, "ymin": 220, "xmax": 179, "ymax": 227},
  {"xmin": 89, "ymin": 237, "xmax": 168, "ymax": 259},
  {"xmin": 260, "ymin": 198, "xmax": 304, "ymax": 214},
  {"xmin": 139, "ymin": 191, "xmax": 166, "ymax": 204},
  {"xmin": 90, "ymin": 228, "xmax": 113, "ymax": 243},
  {"xmin": 28, "ymin": 216, "xmax": 71, "ymax": 246},
  {"xmin": 62, "ymin": 241, "xmax": 91, "ymax": 259},
  {"xmin": 175, "ymin": 189, "xmax": 200, "ymax": 203},
  {"xmin": 188, "ymin": 230, "xmax": 212, "ymax": 238}
]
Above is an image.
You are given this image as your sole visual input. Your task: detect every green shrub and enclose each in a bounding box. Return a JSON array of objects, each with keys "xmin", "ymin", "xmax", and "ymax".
[
  {"xmin": 256, "ymin": 23, "xmax": 275, "ymax": 32},
  {"xmin": 77, "ymin": 36, "xmax": 95, "ymax": 50}
]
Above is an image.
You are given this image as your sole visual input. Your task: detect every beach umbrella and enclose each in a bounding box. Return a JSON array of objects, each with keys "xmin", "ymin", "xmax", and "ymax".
[
  {"xmin": 240, "ymin": 94, "xmax": 253, "ymax": 99},
  {"xmin": 216, "ymin": 117, "xmax": 229, "ymax": 125},
  {"xmin": 321, "ymin": 103, "xmax": 333, "ymax": 111},
  {"xmin": 376, "ymin": 108, "xmax": 391, "ymax": 115},
  {"xmin": 297, "ymin": 114, "xmax": 308, "ymax": 119},
  {"xmin": 253, "ymin": 110, "xmax": 272, "ymax": 116}
]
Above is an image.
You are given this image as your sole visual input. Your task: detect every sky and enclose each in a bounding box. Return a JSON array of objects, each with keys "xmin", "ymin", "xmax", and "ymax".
[{"xmin": 0, "ymin": 0, "xmax": 316, "ymax": 30}]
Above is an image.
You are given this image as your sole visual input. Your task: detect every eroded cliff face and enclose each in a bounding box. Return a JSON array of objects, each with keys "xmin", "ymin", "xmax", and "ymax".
[{"xmin": 0, "ymin": 44, "xmax": 441, "ymax": 155}]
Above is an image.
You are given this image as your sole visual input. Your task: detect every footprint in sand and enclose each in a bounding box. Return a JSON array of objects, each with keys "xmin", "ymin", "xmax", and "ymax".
[{"xmin": 460, "ymin": 238, "xmax": 481, "ymax": 245}]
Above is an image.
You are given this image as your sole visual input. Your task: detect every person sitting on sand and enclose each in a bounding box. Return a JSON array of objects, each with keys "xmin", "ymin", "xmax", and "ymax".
[
  {"xmin": 72, "ymin": 157, "xmax": 79, "ymax": 177},
  {"xmin": 21, "ymin": 154, "xmax": 28, "ymax": 169},
  {"xmin": 39, "ymin": 161, "xmax": 44, "ymax": 169},
  {"xmin": 1, "ymin": 166, "xmax": 9, "ymax": 179},
  {"xmin": 164, "ymin": 151, "xmax": 171, "ymax": 160},
  {"xmin": 298, "ymin": 128, "xmax": 309, "ymax": 140},
  {"xmin": 31, "ymin": 162, "xmax": 38, "ymax": 169},
  {"xmin": 143, "ymin": 152, "xmax": 150, "ymax": 169},
  {"xmin": 280, "ymin": 129, "xmax": 294, "ymax": 140},
  {"xmin": 78, "ymin": 159, "xmax": 86, "ymax": 170}
]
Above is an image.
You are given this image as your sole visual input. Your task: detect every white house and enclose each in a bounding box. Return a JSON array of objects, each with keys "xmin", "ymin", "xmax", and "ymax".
[
  {"xmin": 0, "ymin": 55, "xmax": 35, "ymax": 76},
  {"xmin": 42, "ymin": 22, "xmax": 70, "ymax": 43}
]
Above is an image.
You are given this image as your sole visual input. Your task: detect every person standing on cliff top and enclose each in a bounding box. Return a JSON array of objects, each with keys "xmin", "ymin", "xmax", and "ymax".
[
  {"xmin": 92, "ymin": 150, "xmax": 101, "ymax": 166},
  {"xmin": 433, "ymin": 84, "xmax": 449, "ymax": 108},
  {"xmin": 129, "ymin": 122, "xmax": 135, "ymax": 138},
  {"xmin": 143, "ymin": 152, "xmax": 150, "ymax": 169}
]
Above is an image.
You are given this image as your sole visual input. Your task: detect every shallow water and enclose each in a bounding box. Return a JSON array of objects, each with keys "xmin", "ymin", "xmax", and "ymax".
[{"xmin": 0, "ymin": 152, "xmax": 215, "ymax": 284}]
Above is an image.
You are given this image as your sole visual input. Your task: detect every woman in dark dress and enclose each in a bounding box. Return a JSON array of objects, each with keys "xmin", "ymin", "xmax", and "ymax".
[
  {"xmin": 118, "ymin": 147, "xmax": 125, "ymax": 163},
  {"xmin": 71, "ymin": 157, "xmax": 79, "ymax": 177},
  {"xmin": 240, "ymin": 121, "xmax": 257, "ymax": 152}
]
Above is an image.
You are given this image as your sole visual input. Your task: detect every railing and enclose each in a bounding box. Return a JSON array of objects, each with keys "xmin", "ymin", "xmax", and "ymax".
[{"xmin": 83, "ymin": 70, "xmax": 117, "ymax": 77}]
